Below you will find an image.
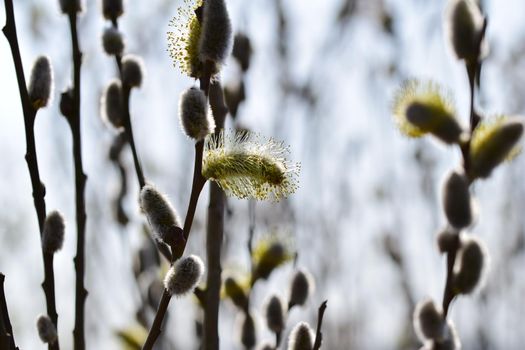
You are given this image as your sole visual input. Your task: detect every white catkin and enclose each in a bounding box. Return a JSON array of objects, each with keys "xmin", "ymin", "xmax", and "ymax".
[
  {"xmin": 164, "ymin": 255, "xmax": 204, "ymax": 296},
  {"xmin": 28, "ymin": 56, "xmax": 53, "ymax": 109},
  {"xmin": 199, "ymin": 0, "xmax": 232, "ymax": 65},
  {"xmin": 36, "ymin": 314, "xmax": 57, "ymax": 344},
  {"xmin": 140, "ymin": 185, "xmax": 181, "ymax": 243},
  {"xmin": 413, "ymin": 299, "xmax": 445, "ymax": 341},
  {"xmin": 265, "ymin": 295, "xmax": 286, "ymax": 333},
  {"xmin": 287, "ymin": 322, "xmax": 314, "ymax": 350},
  {"xmin": 42, "ymin": 211, "xmax": 65, "ymax": 254},
  {"xmin": 121, "ymin": 54, "xmax": 144, "ymax": 88},
  {"xmin": 102, "ymin": 27, "xmax": 125, "ymax": 56},
  {"xmin": 101, "ymin": 79, "xmax": 124, "ymax": 129},
  {"xmin": 179, "ymin": 87, "xmax": 215, "ymax": 140},
  {"xmin": 289, "ymin": 269, "xmax": 314, "ymax": 307}
]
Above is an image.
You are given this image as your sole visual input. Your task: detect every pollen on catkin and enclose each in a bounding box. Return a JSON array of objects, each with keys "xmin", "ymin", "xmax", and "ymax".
[
  {"xmin": 167, "ymin": 0, "xmax": 204, "ymax": 78},
  {"xmin": 453, "ymin": 235, "xmax": 487, "ymax": 294},
  {"xmin": 199, "ymin": 0, "xmax": 232, "ymax": 66},
  {"xmin": 287, "ymin": 322, "xmax": 314, "ymax": 350},
  {"xmin": 392, "ymin": 80, "xmax": 463, "ymax": 144},
  {"xmin": 288, "ymin": 269, "xmax": 314, "ymax": 308},
  {"xmin": 121, "ymin": 54, "xmax": 145, "ymax": 88},
  {"xmin": 139, "ymin": 185, "xmax": 182, "ymax": 245},
  {"xmin": 445, "ymin": 0, "xmax": 484, "ymax": 62},
  {"xmin": 202, "ymin": 129, "xmax": 300, "ymax": 201},
  {"xmin": 42, "ymin": 211, "xmax": 65, "ymax": 254},
  {"xmin": 413, "ymin": 299, "xmax": 446, "ymax": 341},
  {"xmin": 59, "ymin": 0, "xmax": 84, "ymax": 14},
  {"xmin": 179, "ymin": 87, "xmax": 215, "ymax": 140},
  {"xmin": 28, "ymin": 56, "xmax": 53, "ymax": 110},
  {"xmin": 102, "ymin": 27, "xmax": 125, "ymax": 56},
  {"xmin": 251, "ymin": 238, "xmax": 294, "ymax": 282},
  {"xmin": 36, "ymin": 314, "xmax": 57, "ymax": 344},
  {"xmin": 101, "ymin": 79, "xmax": 124, "ymax": 129},
  {"xmin": 469, "ymin": 116, "xmax": 523, "ymax": 179},
  {"xmin": 442, "ymin": 169, "xmax": 473, "ymax": 229},
  {"xmin": 164, "ymin": 255, "xmax": 204, "ymax": 296},
  {"xmin": 102, "ymin": 0, "xmax": 124, "ymax": 21},
  {"xmin": 265, "ymin": 295, "xmax": 286, "ymax": 334}
]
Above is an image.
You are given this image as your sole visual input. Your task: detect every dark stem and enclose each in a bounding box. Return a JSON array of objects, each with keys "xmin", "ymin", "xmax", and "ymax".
[
  {"xmin": 122, "ymin": 85, "xmax": 146, "ymax": 189},
  {"xmin": 3, "ymin": 2, "xmax": 59, "ymax": 349},
  {"xmin": 66, "ymin": 12, "xmax": 88, "ymax": 350},
  {"xmin": 141, "ymin": 290, "xmax": 172, "ymax": 350},
  {"xmin": 0, "ymin": 274, "xmax": 17, "ymax": 350},
  {"xmin": 312, "ymin": 300, "xmax": 328, "ymax": 350},
  {"xmin": 202, "ymin": 81, "xmax": 228, "ymax": 350},
  {"xmin": 275, "ymin": 331, "xmax": 282, "ymax": 349}
]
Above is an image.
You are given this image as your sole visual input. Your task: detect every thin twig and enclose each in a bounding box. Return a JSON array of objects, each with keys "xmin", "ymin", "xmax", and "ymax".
[
  {"xmin": 142, "ymin": 290, "xmax": 172, "ymax": 350},
  {"xmin": 0, "ymin": 274, "xmax": 17, "ymax": 350},
  {"xmin": 64, "ymin": 11, "xmax": 88, "ymax": 350},
  {"xmin": 3, "ymin": 2, "xmax": 60, "ymax": 349},
  {"xmin": 203, "ymin": 81, "xmax": 229, "ymax": 350},
  {"xmin": 312, "ymin": 300, "xmax": 328, "ymax": 350}
]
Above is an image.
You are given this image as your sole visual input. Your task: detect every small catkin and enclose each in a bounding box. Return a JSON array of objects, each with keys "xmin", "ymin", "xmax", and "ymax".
[
  {"xmin": 121, "ymin": 54, "xmax": 144, "ymax": 88},
  {"xmin": 405, "ymin": 102, "xmax": 463, "ymax": 144},
  {"xmin": 470, "ymin": 118, "xmax": 524, "ymax": 179},
  {"xmin": 240, "ymin": 312, "xmax": 256, "ymax": 349},
  {"xmin": 42, "ymin": 211, "xmax": 66, "ymax": 254},
  {"xmin": 287, "ymin": 322, "xmax": 314, "ymax": 350},
  {"xmin": 413, "ymin": 299, "xmax": 445, "ymax": 341},
  {"xmin": 36, "ymin": 314, "xmax": 57, "ymax": 344},
  {"xmin": 60, "ymin": 88, "xmax": 74, "ymax": 119},
  {"xmin": 139, "ymin": 185, "xmax": 181, "ymax": 244},
  {"xmin": 453, "ymin": 236, "xmax": 487, "ymax": 294},
  {"xmin": 59, "ymin": 0, "xmax": 83, "ymax": 14},
  {"xmin": 436, "ymin": 229, "xmax": 458, "ymax": 254},
  {"xmin": 164, "ymin": 255, "xmax": 204, "ymax": 296},
  {"xmin": 101, "ymin": 79, "xmax": 124, "ymax": 129},
  {"xmin": 179, "ymin": 87, "xmax": 215, "ymax": 140},
  {"xmin": 102, "ymin": 0, "xmax": 124, "ymax": 20},
  {"xmin": 289, "ymin": 269, "xmax": 314, "ymax": 308},
  {"xmin": 445, "ymin": 0, "xmax": 484, "ymax": 62},
  {"xmin": 224, "ymin": 277, "xmax": 248, "ymax": 310},
  {"xmin": 232, "ymin": 33, "xmax": 252, "ymax": 72},
  {"xmin": 102, "ymin": 27, "xmax": 125, "ymax": 56},
  {"xmin": 28, "ymin": 56, "xmax": 53, "ymax": 110},
  {"xmin": 199, "ymin": 0, "xmax": 232, "ymax": 65},
  {"xmin": 442, "ymin": 170, "xmax": 472, "ymax": 229},
  {"xmin": 265, "ymin": 295, "xmax": 286, "ymax": 334},
  {"xmin": 253, "ymin": 241, "xmax": 289, "ymax": 280}
]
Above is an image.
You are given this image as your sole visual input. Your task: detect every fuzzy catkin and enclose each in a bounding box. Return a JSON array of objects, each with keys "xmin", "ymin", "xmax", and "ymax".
[
  {"xmin": 140, "ymin": 185, "xmax": 181, "ymax": 244},
  {"xmin": 445, "ymin": 0, "xmax": 484, "ymax": 62},
  {"xmin": 224, "ymin": 277, "xmax": 248, "ymax": 310},
  {"xmin": 442, "ymin": 170, "xmax": 472, "ymax": 229},
  {"xmin": 102, "ymin": 27, "xmax": 125, "ymax": 56},
  {"xmin": 265, "ymin": 295, "xmax": 286, "ymax": 333},
  {"xmin": 287, "ymin": 322, "xmax": 314, "ymax": 350},
  {"xmin": 164, "ymin": 255, "xmax": 204, "ymax": 296},
  {"xmin": 102, "ymin": 0, "xmax": 124, "ymax": 20},
  {"xmin": 42, "ymin": 211, "xmax": 65, "ymax": 254},
  {"xmin": 289, "ymin": 269, "xmax": 314, "ymax": 307},
  {"xmin": 36, "ymin": 314, "xmax": 57, "ymax": 344},
  {"xmin": 101, "ymin": 79, "xmax": 124, "ymax": 129},
  {"xmin": 179, "ymin": 87, "xmax": 215, "ymax": 140},
  {"xmin": 413, "ymin": 299, "xmax": 445, "ymax": 341},
  {"xmin": 199, "ymin": 0, "xmax": 232, "ymax": 65},
  {"xmin": 59, "ymin": 0, "xmax": 83, "ymax": 14},
  {"xmin": 453, "ymin": 236, "xmax": 486, "ymax": 294},
  {"xmin": 121, "ymin": 54, "xmax": 144, "ymax": 88},
  {"xmin": 28, "ymin": 56, "xmax": 53, "ymax": 109}
]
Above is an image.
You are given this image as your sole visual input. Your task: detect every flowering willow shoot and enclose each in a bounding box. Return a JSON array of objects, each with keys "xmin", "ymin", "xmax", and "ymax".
[{"xmin": 202, "ymin": 129, "xmax": 300, "ymax": 201}]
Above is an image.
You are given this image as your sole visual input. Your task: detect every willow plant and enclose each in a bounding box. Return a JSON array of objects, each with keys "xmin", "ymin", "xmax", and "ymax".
[{"xmin": 392, "ymin": 1, "xmax": 523, "ymax": 348}]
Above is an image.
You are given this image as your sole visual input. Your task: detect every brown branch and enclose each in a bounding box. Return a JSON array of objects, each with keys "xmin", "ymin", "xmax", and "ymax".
[
  {"xmin": 141, "ymin": 290, "xmax": 172, "ymax": 350},
  {"xmin": 0, "ymin": 274, "xmax": 17, "ymax": 350},
  {"xmin": 63, "ymin": 11, "xmax": 88, "ymax": 350},
  {"xmin": 312, "ymin": 300, "xmax": 328, "ymax": 350},
  {"xmin": 203, "ymin": 81, "xmax": 228, "ymax": 350},
  {"xmin": 3, "ymin": 2, "xmax": 60, "ymax": 349}
]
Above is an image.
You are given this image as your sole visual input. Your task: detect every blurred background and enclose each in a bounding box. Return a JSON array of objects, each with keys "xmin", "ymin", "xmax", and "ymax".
[{"xmin": 1, "ymin": 0, "xmax": 525, "ymax": 348}]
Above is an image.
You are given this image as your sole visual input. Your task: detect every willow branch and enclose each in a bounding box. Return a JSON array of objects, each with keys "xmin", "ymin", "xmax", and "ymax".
[
  {"xmin": 0, "ymin": 274, "xmax": 17, "ymax": 350},
  {"xmin": 312, "ymin": 300, "xmax": 328, "ymax": 350},
  {"xmin": 3, "ymin": 2, "xmax": 59, "ymax": 349}
]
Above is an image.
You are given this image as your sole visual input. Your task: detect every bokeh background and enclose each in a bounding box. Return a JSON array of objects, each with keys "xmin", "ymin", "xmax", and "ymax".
[{"xmin": 1, "ymin": 0, "xmax": 525, "ymax": 348}]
